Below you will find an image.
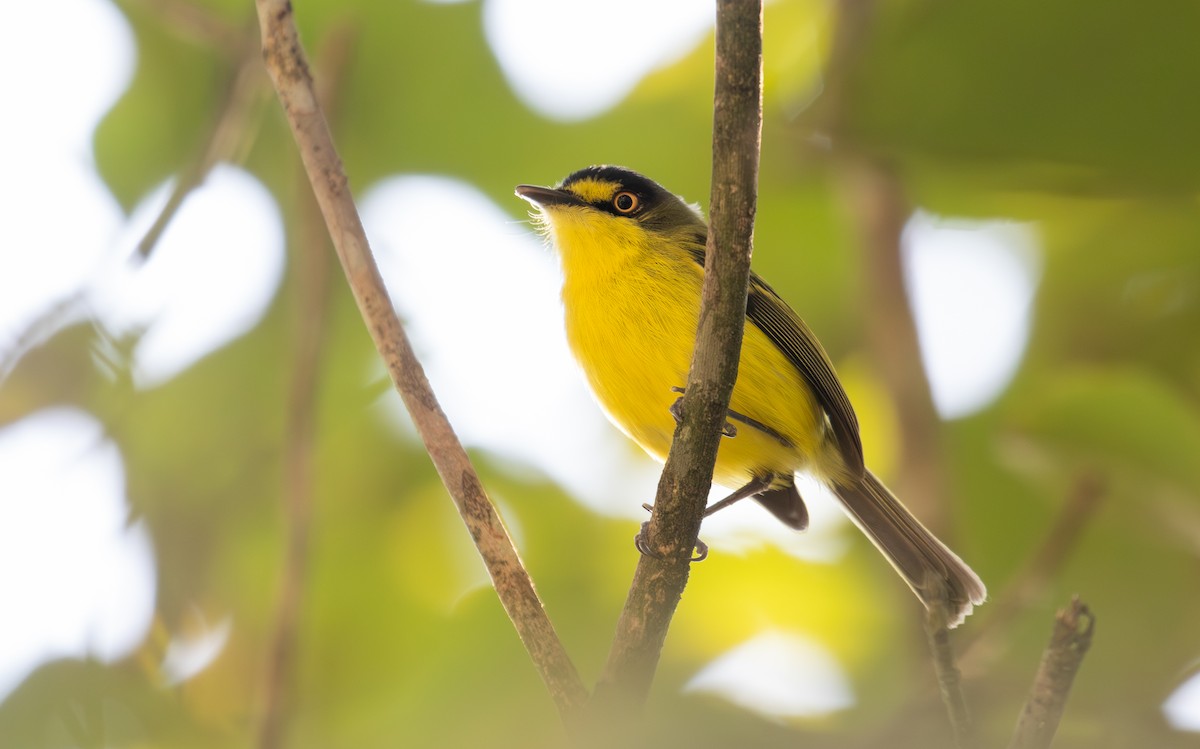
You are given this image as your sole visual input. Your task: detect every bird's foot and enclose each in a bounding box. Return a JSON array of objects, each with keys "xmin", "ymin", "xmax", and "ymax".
[
  {"xmin": 669, "ymin": 387, "xmax": 737, "ymax": 437},
  {"xmin": 636, "ymin": 503, "xmax": 708, "ymax": 561}
]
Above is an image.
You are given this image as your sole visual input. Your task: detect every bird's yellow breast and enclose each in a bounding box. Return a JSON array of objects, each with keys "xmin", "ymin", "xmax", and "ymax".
[{"xmin": 549, "ymin": 208, "xmax": 826, "ymax": 489}]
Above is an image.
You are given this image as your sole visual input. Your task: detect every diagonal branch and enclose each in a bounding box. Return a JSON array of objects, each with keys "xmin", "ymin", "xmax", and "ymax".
[
  {"xmin": 963, "ymin": 473, "xmax": 1105, "ymax": 673},
  {"xmin": 594, "ymin": 0, "xmax": 764, "ymax": 712},
  {"xmin": 1008, "ymin": 597, "xmax": 1095, "ymax": 749},
  {"xmin": 137, "ymin": 27, "xmax": 266, "ymax": 260},
  {"xmin": 923, "ymin": 573, "xmax": 977, "ymax": 749},
  {"xmin": 253, "ymin": 0, "xmax": 588, "ymax": 725}
]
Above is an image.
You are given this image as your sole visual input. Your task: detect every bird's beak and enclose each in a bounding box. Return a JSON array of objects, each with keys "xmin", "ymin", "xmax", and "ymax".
[{"xmin": 514, "ymin": 184, "xmax": 585, "ymax": 208}]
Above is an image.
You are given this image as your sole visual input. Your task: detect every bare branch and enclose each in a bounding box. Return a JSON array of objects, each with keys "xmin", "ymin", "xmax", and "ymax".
[
  {"xmin": 137, "ymin": 31, "xmax": 266, "ymax": 259},
  {"xmin": 257, "ymin": 25, "xmax": 355, "ymax": 749},
  {"xmin": 125, "ymin": 0, "xmax": 246, "ymax": 57},
  {"xmin": 257, "ymin": 180, "xmax": 328, "ymax": 749},
  {"xmin": 844, "ymin": 163, "xmax": 948, "ymax": 524},
  {"xmin": 923, "ymin": 573, "xmax": 977, "ymax": 749},
  {"xmin": 253, "ymin": 0, "xmax": 588, "ymax": 724},
  {"xmin": 1009, "ymin": 597, "xmax": 1095, "ymax": 749},
  {"xmin": 963, "ymin": 474, "xmax": 1105, "ymax": 673},
  {"xmin": 594, "ymin": 0, "xmax": 763, "ymax": 711}
]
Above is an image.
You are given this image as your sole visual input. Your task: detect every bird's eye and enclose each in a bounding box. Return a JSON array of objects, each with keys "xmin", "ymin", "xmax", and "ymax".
[{"xmin": 613, "ymin": 191, "xmax": 639, "ymax": 214}]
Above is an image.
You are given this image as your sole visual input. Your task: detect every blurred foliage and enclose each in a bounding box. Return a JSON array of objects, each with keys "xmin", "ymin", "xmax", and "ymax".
[{"xmin": 3, "ymin": 0, "xmax": 1200, "ymax": 747}]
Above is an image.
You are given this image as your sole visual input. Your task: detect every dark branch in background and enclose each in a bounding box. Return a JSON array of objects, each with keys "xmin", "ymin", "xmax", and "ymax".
[
  {"xmin": 822, "ymin": 0, "xmax": 973, "ymax": 738},
  {"xmin": 253, "ymin": 0, "xmax": 589, "ymax": 726},
  {"xmin": 823, "ymin": 0, "xmax": 945, "ymax": 526},
  {"xmin": 257, "ymin": 23, "xmax": 356, "ymax": 749},
  {"xmin": 844, "ymin": 165, "xmax": 947, "ymax": 525},
  {"xmin": 818, "ymin": 5, "xmax": 1099, "ymax": 747},
  {"xmin": 137, "ymin": 26, "xmax": 265, "ymax": 260},
  {"xmin": 1009, "ymin": 597, "xmax": 1095, "ymax": 749},
  {"xmin": 125, "ymin": 0, "xmax": 245, "ymax": 57},
  {"xmin": 963, "ymin": 473, "xmax": 1105, "ymax": 675},
  {"xmin": 594, "ymin": 0, "xmax": 763, "ymax": 713},
  {"xmin": 257, "ymin": 165, "xmax": 329, "ymax": 749}
]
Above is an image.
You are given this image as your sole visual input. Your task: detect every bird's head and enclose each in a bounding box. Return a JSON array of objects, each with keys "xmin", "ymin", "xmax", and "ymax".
[{"xmin": 515, "ymin": 166, "xmax": 707, "ymax": 270}]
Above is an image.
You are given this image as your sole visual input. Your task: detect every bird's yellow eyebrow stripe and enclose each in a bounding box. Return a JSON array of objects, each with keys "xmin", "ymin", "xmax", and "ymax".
[{"xmin": 564, "ymin": 178, "xmax": 620, "ymax": 203}]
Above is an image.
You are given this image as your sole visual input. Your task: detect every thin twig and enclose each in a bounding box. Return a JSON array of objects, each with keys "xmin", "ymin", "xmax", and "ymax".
[
  {"xmin": 254, "ymin": 0, "xmax": 589, "ymax": 725},
  {"xmin": 125, "ymin": 0, "xmax": 246, "ymax": 57},
  {"xmin": 1009, "ymin": 597, "xmax": 1095, "ymax": 749},
  {"xmin": 963, "ymin": 473, "xmax": 1105, "ymax": 673},
  {"xmin": 136, "ymin": 30, "xmax": 266, "ymax": 259},
  {"xmin": 923, "ymin": 572, "xmax": 977, "ymax": 749},
  {"xmin": 2, "ymin": 18, "xmax": 265, "ymax": 380},
  {"xmin": 257, "ymin": 25, "xmax": 355, "ymax": 749},
  {"xmin": 593, "ymin": 0, "xmax": 763, "ymax": 713},
  {"xmin": 257, "ymin": 181, "xmax": 328, "ymax": 749}
]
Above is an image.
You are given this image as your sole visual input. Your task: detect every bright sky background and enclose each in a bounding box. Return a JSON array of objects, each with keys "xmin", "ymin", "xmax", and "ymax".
[{"xmin": 1, "ymin": 0, "xmax": 1193, "ymax": 731}]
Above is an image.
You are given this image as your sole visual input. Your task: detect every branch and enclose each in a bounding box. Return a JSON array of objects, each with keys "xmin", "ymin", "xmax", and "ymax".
[
  {"xmin": 963, "ymin": 473, "xmax": 1105, "ymax": 673},
  {"xmin": 1008, "ymin": 597, "xmax": 1095, "ymax": 749},
  {"xmin": 923, "ymin": 573, "xmax": 977, "ymax": 749},
  {"xmin": 137, "ymin": 29, "xmax": 265, "ymax": 259},
  {"xmin": 125, "ymin": 0, "xmax": 246, "ymax": 57},
  {"xmin": 823, "ymin": 0, "xmax": 946, "ymax": 525},
  {"xmin": 846, "ymin": 164, "xmax": 947, "ymax": 524},
  {"xmin": 594, "ymin": 0, "xmax": 763, "ymax": 711},
  {"xmin": 257, "ymin": 178, "xmax": 327, "ymax": 749},
  {"xmin": 257, "ymin": 25, "xmax": 355, "ymax": 749},
  {"xmin": 253, "ymin": 0, "xmax": 588, "ymax": 724},
  {"xmin": 2, "ymin": 17, "xmax": 266, "ymax": 379}
]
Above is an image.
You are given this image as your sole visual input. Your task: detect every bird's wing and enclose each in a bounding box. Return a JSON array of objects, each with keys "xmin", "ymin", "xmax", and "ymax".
[
  {"xmin": 682, "ymin": 243, "xmax": 864, "ymax": 476},
  {"xmin": 745, "ymin": 271, "xmax": 865, "ymax": 477}
]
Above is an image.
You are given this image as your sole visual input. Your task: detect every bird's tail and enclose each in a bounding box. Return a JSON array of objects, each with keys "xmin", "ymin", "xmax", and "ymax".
[{"xmin": 832, "ymin": 470, "xmax": 986, "ymax": 628}]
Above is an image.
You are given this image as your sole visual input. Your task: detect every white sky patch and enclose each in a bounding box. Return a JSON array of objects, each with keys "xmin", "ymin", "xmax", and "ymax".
[
  {"xmin": 0, "ymin": 408, "xmax": 156, "ymax": 701},
  {"xmin": 902, "ymin": 211, "xmax": 1040, "ymax": 419},
  {"xmin": 483, "ymin": 0, "xmax": 714, "ymax": 120},
  {"xmin": 1164, "ymin": 669, "xmax": 1200, "ymax": 732},
  {"xmin": 361, "ymin": 175, "xmax": 653, "ymax": 512},
  {"xmin": 0, "ymin": 0, "xmax": 133, "ymax": 363},
  {"xmin": 160, "ymin": 611, "xmax": 232, "ymax": 687},
  {"xmin": 89, "ymin": 165, "xmax": 286, "ymax": 388},
  {"xmin": 0, "ymin": 0, "xmax": 134, "ymax": 149},
  {"xmin": 686, "ymin": 630, "xmax": 855, "ymax": 720}
]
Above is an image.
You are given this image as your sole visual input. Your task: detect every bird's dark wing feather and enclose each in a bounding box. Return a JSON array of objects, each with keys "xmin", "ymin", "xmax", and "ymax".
[
  {"xmin": 682, "ymin": 244, "xmax": 864, "ymax": 476},
  {"xmin": 744, "ymin": 272, "xmax": 864, "ymax": 476}
]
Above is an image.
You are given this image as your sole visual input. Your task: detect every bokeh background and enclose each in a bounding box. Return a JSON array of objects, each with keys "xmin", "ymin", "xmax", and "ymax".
[{"xmin": 2, "ymin": 0, "xmax": 1199, "ymax": 747}]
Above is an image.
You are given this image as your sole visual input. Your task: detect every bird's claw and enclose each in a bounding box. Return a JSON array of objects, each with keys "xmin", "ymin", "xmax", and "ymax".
[
  {"xmin": 635, "ymin": 521, "xmax": 660, "ymax": 558},
  {"xmin": 635, "ymin": 509, "xmax": 709, "ymax": 562},
  {"xmin": 669, "ymin": 387, "xmax": 736, "ymax": 437}
]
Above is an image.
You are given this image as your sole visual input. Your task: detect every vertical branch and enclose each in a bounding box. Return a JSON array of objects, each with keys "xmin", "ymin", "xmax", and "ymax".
[
  {"xmin": 595, "ymin": 0, "xmax": 763, "ymax": 710},
  {"xmin": 258, "ymin": 180, "xmax": 329, "ymax": 749},
  {"xmin": 825, "ymin": 0, "xmax": 945, "ymax": 525},
  {"xmin": 1008, "ymin": 597, "xmax": 1095, "ymax": 749},
  {"xmin": 254, "ymin": 0, "xmax": 589, "ymax": 725},
  {"xmin": 923, "ymin": 574, "xmax": 977, "ymax": 749},
  {"xmin": 846, "ymin": 165, "xmax": 946, "ymax": 523},
  {"xmin": 257, "ymin": 25, "xmax": 355, "ymax": 749}
]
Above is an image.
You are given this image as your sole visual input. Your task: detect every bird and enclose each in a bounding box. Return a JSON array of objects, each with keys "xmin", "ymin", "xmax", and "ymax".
[{"xmin": 515, "ymin": 165, "xmax": 985, "ymax": 627}]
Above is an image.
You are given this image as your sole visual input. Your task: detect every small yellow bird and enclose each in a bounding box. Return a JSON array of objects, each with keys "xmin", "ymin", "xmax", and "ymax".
[{"xmin": 516, "ymin": 165, "xmax": 985, "ymax": 626}]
